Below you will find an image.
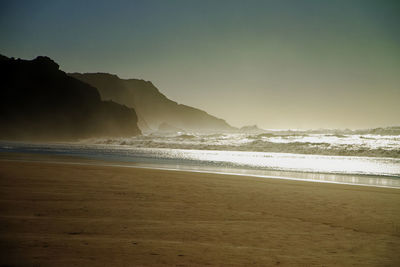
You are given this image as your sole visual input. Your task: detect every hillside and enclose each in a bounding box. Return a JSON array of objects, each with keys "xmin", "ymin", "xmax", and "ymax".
[
  {"xmin": 70, "ymin": 73, "xmax": 235, "ymax": 133},
  {"xmin": 0, "ymin": 55, "xmax": 141, "ymax": 140}
]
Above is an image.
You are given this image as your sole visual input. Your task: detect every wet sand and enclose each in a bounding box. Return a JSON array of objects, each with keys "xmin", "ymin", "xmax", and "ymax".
[{"xmin": 0, "ymin": 157, "xmax": 399, "ymax": 266}]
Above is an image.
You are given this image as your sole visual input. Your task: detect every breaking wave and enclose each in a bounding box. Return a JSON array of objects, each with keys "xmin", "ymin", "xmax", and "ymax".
[{"xmin": 86, "ymin": 130, "xmax": 400, "ymax": 158}]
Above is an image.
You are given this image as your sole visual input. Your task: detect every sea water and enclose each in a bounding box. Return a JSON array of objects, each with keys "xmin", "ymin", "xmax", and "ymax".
[{"xmin": 1, "ymin": 130, "xmax": 400, "ymax": 188}]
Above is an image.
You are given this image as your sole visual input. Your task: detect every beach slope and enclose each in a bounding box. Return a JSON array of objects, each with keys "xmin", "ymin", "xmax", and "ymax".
[{"xmin": 0, "ymin": 159, "xmax": 399, "ymax": 266}]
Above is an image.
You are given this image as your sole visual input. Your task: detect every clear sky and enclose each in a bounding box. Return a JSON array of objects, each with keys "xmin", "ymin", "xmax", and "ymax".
[{"xmin": 1, "ymin": 0, "xmax": 399, "ymax": 129}]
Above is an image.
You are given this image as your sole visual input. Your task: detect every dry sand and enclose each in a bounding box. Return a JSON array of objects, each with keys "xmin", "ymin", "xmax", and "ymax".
[{"xmin": 0, "ymin": 157, "xmax": 399, "ymax": 266}]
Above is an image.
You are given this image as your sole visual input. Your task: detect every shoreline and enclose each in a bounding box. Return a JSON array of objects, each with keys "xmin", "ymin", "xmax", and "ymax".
[
  {"xmin": 1, "ymin": 152, "xmax": 400, "ymax": 189},
  {"xmin": 0, "ymin": 155, "xmax": 399, "ymax": 266},
  {"xmin": 2, "ymin": 158, "xmax": 400, "ymax": 190}
]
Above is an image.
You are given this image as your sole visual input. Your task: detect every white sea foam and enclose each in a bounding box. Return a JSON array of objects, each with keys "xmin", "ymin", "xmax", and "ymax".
[
  {"xmin": 1, "ymin": 127, "xmax": 399, "ymax": 187},
  {"xmin": 86, "ymin": 131, "xmax": 400, "ymax": 158},
  {"xmin": 2, "ymin": 138, "xmax": 400, "ymax": 187}
]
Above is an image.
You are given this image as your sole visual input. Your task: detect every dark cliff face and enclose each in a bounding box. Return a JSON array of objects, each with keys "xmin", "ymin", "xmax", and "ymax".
[
  {"xmin": 70, "ymin": 73, "xmax": 235, "ymax": 133},
  {"xmin": 0, "ymin": 55, "xmax": 141, "ymax": 141}
]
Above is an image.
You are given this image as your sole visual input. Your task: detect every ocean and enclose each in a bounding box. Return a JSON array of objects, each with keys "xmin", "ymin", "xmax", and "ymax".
[{"xmin": 1, "ymin": 129, "xmax": 400, "ymax": 188}]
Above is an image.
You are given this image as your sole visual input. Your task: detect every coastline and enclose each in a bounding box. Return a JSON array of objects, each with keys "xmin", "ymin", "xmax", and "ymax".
[
  {"xmin": 1, "ymin": 150, "xmax": 400, "ymax": 189},
  {"xmin": 0, "ymin": 154, "xmax": 399, "ymax": 266}
]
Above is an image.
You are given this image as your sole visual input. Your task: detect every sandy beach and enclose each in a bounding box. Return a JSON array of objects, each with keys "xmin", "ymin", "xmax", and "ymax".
[{"xmin": 0, "ymin": 156, "xmax": 399, "ymax": 266}]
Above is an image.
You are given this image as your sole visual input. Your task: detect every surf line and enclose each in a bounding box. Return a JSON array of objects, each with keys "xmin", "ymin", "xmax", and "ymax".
[{"xmin": 1, "ymin": 158, "xmax": 399, "ymax": 190}]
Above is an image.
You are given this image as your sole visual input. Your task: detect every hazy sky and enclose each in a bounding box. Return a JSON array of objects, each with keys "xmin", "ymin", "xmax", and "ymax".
[{"xmin": 1, "ymin": 0, "xmax": 399, "ymax": 129}]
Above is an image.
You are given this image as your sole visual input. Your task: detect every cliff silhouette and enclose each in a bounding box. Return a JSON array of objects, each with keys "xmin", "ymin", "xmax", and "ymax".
[
  {"xmin": 0, "ymin": 55, "xmax": 141, "ymax": 140},
  {"xmin": 70, "ymin": 73, "xmax": 235, "ymax": 133}
]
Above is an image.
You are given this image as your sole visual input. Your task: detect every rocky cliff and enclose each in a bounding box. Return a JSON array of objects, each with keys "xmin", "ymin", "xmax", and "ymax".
[
  {"xmin": 0, "ymin": 55, "xmax": 141, "ymax": 140},
  {"xmin": 70, "ymin": 73, "xmax": 235, "ymax": 133}
]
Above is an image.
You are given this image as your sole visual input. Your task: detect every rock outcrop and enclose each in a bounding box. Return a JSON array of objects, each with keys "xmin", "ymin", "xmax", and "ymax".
[
  {"xmin": 0, "ymin": 55, "xmax": 141, "ymax": 140},
  {"xmin": 70, "ymin": 73, "xmax": 235, "ymax": 133}
]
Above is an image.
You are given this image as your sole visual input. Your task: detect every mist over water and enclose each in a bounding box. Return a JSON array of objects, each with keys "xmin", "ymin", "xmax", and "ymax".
[
  {"xmin": 1, "ymin": 127, "xmax": 400, "ymax": 188},
  {"xmin": 88, "ymin": 129, "xmax": 400, "ymax": 158}
]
